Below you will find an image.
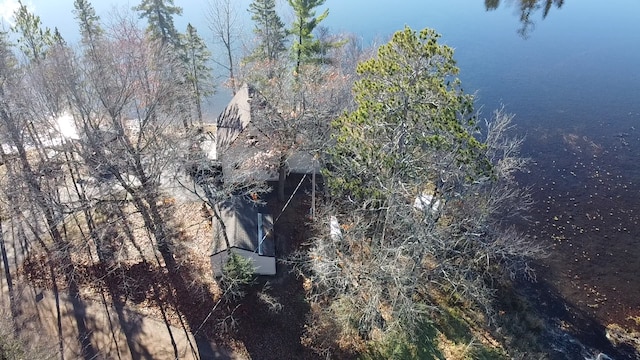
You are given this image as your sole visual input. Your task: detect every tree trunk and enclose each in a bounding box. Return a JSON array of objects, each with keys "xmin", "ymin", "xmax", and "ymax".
[
  {"xmin": 0, "ymin": 219, "xmax": 19, "ymax": 323},
  {"xmin": 2, "ymin": 108, "xmax": 100, "ymax": 359},
  {"xmin": 311, "ymin": 158, "xmax": 316, "ymax": 220},
  {"xmin": 278, "ymin": 159, "xmax": 287, "ymax": 202}
]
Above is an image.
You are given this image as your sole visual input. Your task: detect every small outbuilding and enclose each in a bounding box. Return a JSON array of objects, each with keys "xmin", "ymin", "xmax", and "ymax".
[{"xmin": 210, "ymin": 198, "xmax": 276, "ymax": 277}]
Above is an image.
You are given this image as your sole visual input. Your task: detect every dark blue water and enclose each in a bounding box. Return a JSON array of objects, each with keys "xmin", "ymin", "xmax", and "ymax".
[{"xmin": 326, "ymin": 1, "xmax": 640, "ymax": 122}]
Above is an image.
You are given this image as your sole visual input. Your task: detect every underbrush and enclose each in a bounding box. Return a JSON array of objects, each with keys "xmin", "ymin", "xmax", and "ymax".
[
  {"xmin": 300, "ymin": 283, "xmax": 550, "ymax": 359},
  {"xmin": 0, "ymin": 312, "xmax": 52, "ymax": 360}
]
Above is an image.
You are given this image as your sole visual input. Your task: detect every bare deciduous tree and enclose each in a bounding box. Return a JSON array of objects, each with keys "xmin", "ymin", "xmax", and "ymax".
[
  {"xmin": 237, "ymin": 35, "xmax": 357, "ymax": 200},
  {"xmin": 207, "ymin": 0, "xmax": 243, "ymax": 94}
]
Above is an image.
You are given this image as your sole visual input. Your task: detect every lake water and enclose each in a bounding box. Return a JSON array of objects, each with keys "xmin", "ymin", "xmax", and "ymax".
[{"xmin": 322, "ymin": 0, "xmax": 640, "ymax": 356}]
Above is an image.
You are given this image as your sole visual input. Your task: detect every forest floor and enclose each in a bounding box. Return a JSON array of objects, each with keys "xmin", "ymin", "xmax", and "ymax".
[{"xmin": 1, "ymin": 174, "xmax": 321, "ymax": 359}]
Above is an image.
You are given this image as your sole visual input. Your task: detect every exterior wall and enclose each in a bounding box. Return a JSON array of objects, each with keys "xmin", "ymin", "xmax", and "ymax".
[
  {"xmin": 210, "ymin": 251, "xmax": 229, "ymax": 278},
  {"xmin": 211, "ymin": 248, "xmax": 276, "ymax": 277},
  {"xmin": 201, "ymin": 137, "xmax": 217, "ymax": 160}
]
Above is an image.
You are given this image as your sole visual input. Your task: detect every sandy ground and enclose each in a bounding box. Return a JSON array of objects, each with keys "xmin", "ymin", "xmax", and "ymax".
[
  {"xmin": 1, "ymin": 272, "xmax": 242, "ymax": 359},
  {"xmin": 0, "ymin": 198, "xmax": 243, "ymax": 359}
]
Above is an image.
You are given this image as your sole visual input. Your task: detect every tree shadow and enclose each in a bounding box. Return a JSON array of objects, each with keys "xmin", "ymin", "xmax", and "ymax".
[
  {"xmin": 361, "ymin": 321, "xmax": 444, "ymax": 360},
  {"xmin": 214, "ymin": 177, "xmax": 320, "ymax": 359},
  {"xmin": 160, "ymin": 209, "xmax": 224, "ymax": 358},
  {"xmin": 485, "ymin": 0, "xmax": 565, "ymax": 39},
  {"xmin": 232, "ymin": 270, "xmax": 317, "ymax": 360},
  {"xmin": 72, "ymin": 202, "xmax": 226, "ymax": 359},
  {"xmin": 87, "ymin": 262, "xmax": 154, "ymax": 359},
  {"xmin": 515, "ymin": 277, "xmax": 636, "ymax": 359},
  {"xmin": 66, "ymin": 280, "xmax": 99, "ymax": 360}
]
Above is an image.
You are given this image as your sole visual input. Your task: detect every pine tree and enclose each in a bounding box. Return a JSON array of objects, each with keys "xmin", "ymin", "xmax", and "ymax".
[
  {"xmin": 73, "ymin": 0, "xmax": 103, "ymax": 49},
  {"xmin": 10, "ymin": 1, "xmax": 54, "ymax": 63},
  {"xmin": 181, "ymin": 23, "xmax": 213, "ymax": 124},
  {"xmin": 0, "ymin": 29, "xmax": 17, "ymax": 107},
  {"xmin": 248, "ymin": 0, "xmax": 286, "ymax": 62},
  {"xmin": 329, "ymin": 26, "xmax": 489, "ymax": 202},
  {"xmin": 287, "ymin": 0, "xmax": 328, "ymax": 74},
  {"xmin": 134, "ymin": 0, "xmax": 183, "ymax": 48},
  {"xmin": 52, "ymin": 28, "xmax": 66, "ymax": 46}
]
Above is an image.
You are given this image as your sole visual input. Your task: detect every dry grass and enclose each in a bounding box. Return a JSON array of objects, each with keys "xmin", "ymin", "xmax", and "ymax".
[
  {"xmin": 606, "ymin": 323, "xmax": 640, "ymax": 354},
  {"xmin": 0, "ymin": 310, "xmax": 54, "ymax": 360}
]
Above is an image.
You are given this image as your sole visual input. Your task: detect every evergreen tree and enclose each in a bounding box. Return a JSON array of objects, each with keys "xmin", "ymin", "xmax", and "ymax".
[
  {"xmin": 329, "ymin": 26, "xmax": 490, "ymax": 202},
  {"xmin": 181, "ymin": 23, "xmax": 213, "ymax": 124},
  {"xmin": 221, "ymin": 252, "xmax": 256, "ymax": 301},
  {"xmin": 485, "ymin": 0, "xmax": 500, "ymax": 10},
  {"xmin": 52, "ymin": 28, "xmax": 66, "ymax": 46},
  {"xmin": 0, "ymin": 29, "xmax": 17, "ymax": 101},
  {"xmin": 248, "ymin": 0, "xmax": 286, "ymax": 62},
  {"xmin": 10, "ymin": 1, "xmax": 54, "ymax": 63},
  {"xmin": 134, "ymin": 0, "xmax": 183, "ymax": 48},
  {"xmin": 287, "ymin": 0, "xmax": 328, "ymax": 73},
  {"xmin": 73, "ymin": 0, "xmax": 103, "ymax": 49}
]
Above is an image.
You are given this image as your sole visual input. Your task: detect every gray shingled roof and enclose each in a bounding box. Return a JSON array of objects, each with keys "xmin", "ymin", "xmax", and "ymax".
[
  {"xmin": 216, "ymin": 84, "xmax": 279, "ymax": 181},
  {"xmin": 216, "ymin": 84, "xmax": 253, "ymax": 151},
  {"xmin": 211, "ymin": 197, "xmax": 275, "ymax": 258},
  {"xmin": 215, "ymin": 83, "xmax": 317, "ymax": 183}
]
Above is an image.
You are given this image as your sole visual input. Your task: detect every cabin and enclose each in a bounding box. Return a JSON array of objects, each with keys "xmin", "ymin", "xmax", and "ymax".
[
  {"xmin": 215, "ymin": 83, "xmax": 319, "ymax": 182},
  {"xmin": 215, "ymin": 84, "xmax": 280, "ymax": 183},
  {"xmin": 208, "ymin": 84, "xmax": 324, "ymax": 277},
  {"xmin": 210, "ymin": 197, "xmax": 276, "ymax": 277}
]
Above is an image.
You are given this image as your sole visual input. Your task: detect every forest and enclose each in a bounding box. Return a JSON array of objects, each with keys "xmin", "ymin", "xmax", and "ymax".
[{"xmin": 0, "ymin": 0, "xmax": 568, "ymax": 359}]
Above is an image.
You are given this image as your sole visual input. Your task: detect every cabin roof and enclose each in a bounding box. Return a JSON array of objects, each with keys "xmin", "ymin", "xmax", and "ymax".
[{"xmin": 211, "ymin": 197, "xmax": 275, "ymax": 258}]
